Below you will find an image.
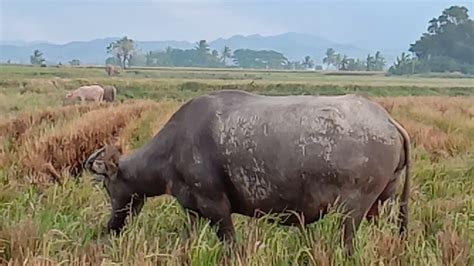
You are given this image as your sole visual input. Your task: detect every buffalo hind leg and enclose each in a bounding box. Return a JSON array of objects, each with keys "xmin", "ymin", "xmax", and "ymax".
[
  {"xmin": 342, "ymin": 195, "xmax": 379, "ymax": 256},
  {"xmin": 107, "ymin": 195, "xmax": 145, "ymax": 234},
  {"xmin": 366, "ymin": 179, "xmax": 399, "ymax": 223},
  {"xmin": 195, "ymin": 193, "xmax": 235, "ymax": 244}
]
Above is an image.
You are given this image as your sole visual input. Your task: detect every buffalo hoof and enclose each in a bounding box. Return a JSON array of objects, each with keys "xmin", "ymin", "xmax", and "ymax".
[{"xmin": 106, "ymin": 224, "xmax": 124, "ymax": 236}]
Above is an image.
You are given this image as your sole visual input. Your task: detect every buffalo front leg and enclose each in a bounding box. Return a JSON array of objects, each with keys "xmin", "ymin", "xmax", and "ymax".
[
  {"xmin": 186, "ymin": 209, "xmax": 202, "ymax": 231},
  {"xmin": 178, "ymin": 209, "xmax": 205, "ymax": 240},
  {"xmin": 173, "ymin": 185, "xmax": 203, "ymax": 236},
  {"xmin": 107, "ymin": 195, "xmax": 145, "ymax": 234},
  {"xmin": 196, "ymin": 193, "xmax": 235, "ymax": 244}
]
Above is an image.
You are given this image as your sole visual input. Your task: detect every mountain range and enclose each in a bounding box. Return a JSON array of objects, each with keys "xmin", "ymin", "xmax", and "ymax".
[{"xmin": 0, "ymin": 32, "xmax": 401, "ymax": 66}]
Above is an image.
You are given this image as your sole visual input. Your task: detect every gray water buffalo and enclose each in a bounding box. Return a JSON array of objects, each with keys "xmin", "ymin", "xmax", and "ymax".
[
  {"xmin": 84, "ymin": 90, "xmax": 411, "ymax": 255},
  {"xmin": 102, "ymin": 85, "xmax": 117, "ymax": 102},
  {"xmin": 64, "ymin": 85, "xmax": 104, "ymax": 103}
]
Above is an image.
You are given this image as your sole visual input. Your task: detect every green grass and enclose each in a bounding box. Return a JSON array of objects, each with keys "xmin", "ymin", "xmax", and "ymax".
[
  {"xmin": 0, "ymin": 156, "xmax": 472, "ymax": 264},
  {"xmin": 0, "ymin": 65, "xmax": 473, "ymax": 117},
  {"xmin": 0, "ymin": 65, "xmax": 473, "ymax": 265}
]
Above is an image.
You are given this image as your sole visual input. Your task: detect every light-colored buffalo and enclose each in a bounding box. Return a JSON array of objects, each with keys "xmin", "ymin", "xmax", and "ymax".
[
  {"xmin": 64, "ymin": 85, "xmax": 104, "ymax": 103},
  {"xmin": 105, "ymin": 64, "xmax": 121, "ymax": 76}
]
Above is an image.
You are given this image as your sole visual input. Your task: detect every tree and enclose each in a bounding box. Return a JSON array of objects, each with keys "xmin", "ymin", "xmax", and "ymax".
[
  {"xmin": 408, "ymin": 5, "xmax": 473, "ymax": 74},
  {"xmin": 221, "ymin": 46, "xmax": 232, "ymax": 65},
  {"xmin": 323, "ymin": 48, "xmax": 336, "ymax": 69},
  {"xmin": 143, "ymin": 45, "xmax": 224, "ymax": 68},
  {"xmin": 427, "ymin": 18, "xmax": 439, "ymax": 34},
  {"xmin": 129, "ymin": 51, "xmax": 146, "ymax": 66},
  {"xmin": 365, "ymin": 54, "xmax": 374, "ymax": 71},
  {"xmin": 346, "ymin": 58, "xmax": 365, "ymax": 71},
  {"xmin": 339, "ymin": 55, "xmax": 350, "ymax": 70},
  {"xmin": 194, "ymin": 40, "xmax": 219, "ymax": 66},
  {"xmin": 388, "ymin": 52, "xmax": 420, "ymax": 75},
  {"xmin": 105, "ymin": 57, "xmax": 121, "ymax": 66},
  {"xmin": 107, "ymin": 36, "xmax": 135, "ymax": 69},
  {"xmin": 145, "ymin": 51, "xmax": 155, "ymax": 66},
  {"xmin": 233, "ymin": 49, "xmax": 288, "ymax": 69},
  {"xmin": 195, "ymin": 40, "xmax": 210, "ymax": 55},
  {"xmin": 335, "ymin": 54, "xmax": 342, "ymax": 70},
  {"xmin": 438, "ymin": 5, "xmax": 469, "ymax": 26},
  {"xmin": 282, "ymin": 60, "xmax": 294, "ymax": 70},
  {"xmin": 69, "ymin": 59, "xmax": 81, "ymax": 66},
  {"xmin": 302, "ymin": 56, "xmax": 314, "ymax": 69},
  {"xmin": 373, "ymin": 51, "xmax": 386, "ymax": 71},
  {"xmin": 30, "ymin": 50, "xmax": 45, "ymax": 65}
]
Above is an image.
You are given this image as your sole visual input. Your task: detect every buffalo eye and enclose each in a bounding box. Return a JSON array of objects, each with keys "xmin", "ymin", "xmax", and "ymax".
[{"xmin": 93, "ymin": 161, "xmax": 107, "ymax": 174}]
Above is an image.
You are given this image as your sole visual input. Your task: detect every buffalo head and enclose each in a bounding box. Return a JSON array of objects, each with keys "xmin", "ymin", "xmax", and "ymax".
[
  {"xmin": 84, "ymin": 145, "xmax": 145, "ymax": 234},
  {"xmin": 84, "ymin": 145, "xmax": 123, "ymax": 186},
  {"xmin": 64, "ymin": 91, "xmax": 74, "ymax": 99}
]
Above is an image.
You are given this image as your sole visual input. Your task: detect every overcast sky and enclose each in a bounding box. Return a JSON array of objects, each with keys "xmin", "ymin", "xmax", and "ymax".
[{"xmin": 1, "ymin": 0, "xmax": 472, "ymax": 49}]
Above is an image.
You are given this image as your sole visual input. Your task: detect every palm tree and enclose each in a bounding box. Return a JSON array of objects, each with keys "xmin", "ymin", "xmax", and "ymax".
[
  {"xmin": 302, "ymin": 55, "xmax": 314, "ymax": 69},
  {"xmin": 374, "ymin": 51, "xmax": 386, "ymax": 71},
  {"xmin": 30, "ymin": 49, "xmax": 45, "ymax": 65},
  {"xmin": 395, "ymin": 52, "xmax": 411, "ymax": 67},
  {"xmin": 194, "ymin": 40, "xmax": 210, "ymax": 65},
  {"xmin": 339, "ymin": 55, "xmax": 350, "ymax": 70},
  {"xmin": 388, "ymin": 52, "xmax": 416, "ymax": 75},
  {"xmin": 366, "ymin": 54, "xmax": 375, "ymax": 71},
  {"xmin": 323, "ymin": 48, "xmax": 336, "ymax": 70},
  {"xmin": 195, "ymin": 40, "xmax": 210, "ymax": 55},
  {"xmin": 221, "ymin": 46, "xmax": 232, "ymax": 65},
  {"xmin": 33, "ymin": 50, "xmax": 42, "ymax": 58}
]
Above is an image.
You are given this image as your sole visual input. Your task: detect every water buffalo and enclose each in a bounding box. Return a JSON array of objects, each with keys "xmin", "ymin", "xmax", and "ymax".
[
  {"xmin": 105, "ymin": 64, "xmax": 121, "ymax": 76},
  {"xmin": 84, "ymin": 90, "xmax": 411, "ymax": 255},
  {"xmin": 102, "ymin": 85, "xmax": 117, "ymax": 102},
  {"xmin": 64, "ymin": 85, "xmax": 104, "ymax": 103}
]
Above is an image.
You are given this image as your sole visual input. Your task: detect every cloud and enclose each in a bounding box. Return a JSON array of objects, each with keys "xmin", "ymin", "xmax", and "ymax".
[{"xmin": 155, "ymin": 2, "xmax": 286, "ymax": 40}]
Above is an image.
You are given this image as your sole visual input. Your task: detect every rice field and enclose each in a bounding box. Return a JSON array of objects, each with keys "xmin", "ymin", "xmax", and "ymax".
[{"xmin": 0, "ymin": 65, "xmax": 473, "ymax": 265}]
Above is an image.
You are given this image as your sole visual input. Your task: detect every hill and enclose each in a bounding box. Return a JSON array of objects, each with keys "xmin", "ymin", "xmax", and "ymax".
[{"xmin": 0, "ymin": 32, "xmax": 397, "ymax": 65}]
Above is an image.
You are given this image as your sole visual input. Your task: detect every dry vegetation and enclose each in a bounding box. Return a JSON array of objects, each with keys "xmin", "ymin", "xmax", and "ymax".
[{"xmin": 0, "ymin": 68, "xmax": 473, "ymax": 265}]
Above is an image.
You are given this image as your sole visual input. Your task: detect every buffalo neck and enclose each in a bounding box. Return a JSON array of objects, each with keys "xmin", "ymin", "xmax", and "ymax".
[{"xmin": 119, "ymin": 123, "xmax": 177, "ymax": 197}]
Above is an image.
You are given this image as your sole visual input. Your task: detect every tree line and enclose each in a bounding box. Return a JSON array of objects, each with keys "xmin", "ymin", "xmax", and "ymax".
[
  {"xmin": 389, "ymin": 5, "xmax": 474, "ymax": 75},
  {"xmin": 105, "ymin": 37, "xmax": 300, "ymax": 70},
  {"xmin": 103, "ymin": 37, "xmax": 386, "ymax": 71}
]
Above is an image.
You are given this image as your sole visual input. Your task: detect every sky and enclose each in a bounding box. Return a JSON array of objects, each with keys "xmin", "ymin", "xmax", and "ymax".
[{"xmin": 1, "ymin": 0, "xmax": 472, "ymax": 50}]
